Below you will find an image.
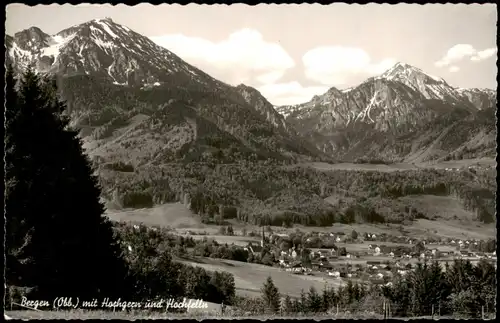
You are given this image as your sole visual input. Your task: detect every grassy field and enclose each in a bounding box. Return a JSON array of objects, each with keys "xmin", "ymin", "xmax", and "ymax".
[
  {"xmin": 177, "ymin": 257, "xmax": 343, "ymax": 298},
  {"xmin": 408, "ymin": 219, "xmax": 495, "ymax": 240},
  {"xmin": 105, "ymin": 203, "xmax": 207, "ymax": 229},
  {"xmin": 186, "ymin": 234, "xmax": 261, "ymax": 246},
  {"xmin": 398, "ymin": 195, "xmax": 475, "ymax": 221}
]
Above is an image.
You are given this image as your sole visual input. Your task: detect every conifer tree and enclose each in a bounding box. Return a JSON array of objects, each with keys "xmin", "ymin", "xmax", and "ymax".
[
  {"xmin": 282, "ymin": 294, "xmax": 293, "ymax": 314},
  {"xmin": 261, "ymin": 276, "xmax": 281, "ymax": 313},
  {"xmin": 307, "ymin": 286, "xmax": 322, "ymax": 312},
  {"xmin": 4, "ymin": 67, "xmax": 128, "ymax": 301}
]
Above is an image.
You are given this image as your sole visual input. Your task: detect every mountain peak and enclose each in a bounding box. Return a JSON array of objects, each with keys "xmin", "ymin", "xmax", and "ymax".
[
  {"xmin": 393, "ymin": 61, "xmax": 413, "ymax": 69},
  {"xmin": 380, "ymin": 62, "xmax": 446, "ymax": 84}
]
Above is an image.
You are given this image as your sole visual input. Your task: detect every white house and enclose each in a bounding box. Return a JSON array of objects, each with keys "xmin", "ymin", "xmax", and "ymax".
[
  {"xmin": 398, "ymin": 270, "xmax": 407, "ymax": 276},
  {"xmin": 291, "ymin": 250, "xmax": 297, "ymax": 258},
  {"xmin": 372, "ymin": 266, "xmax": 378, "ymax": 270},
  {"xmin": 372, "ymin": 234, "xmax": 377, "ymax": 239},
  {"xmin": 420, "ymin": 253, "xmax": 425, "ymax": 258},
  {"xmin": 328, "ymin": 271, "xmax": 341, "ymax": 278},
  {"xmin": 128, "ymin": 245, "xmax": 133, "ymax": 252},
  {"xmin": 376, "ymin": 273, "xmax": 384, "ymax": 279},
  {"xmin": 451, "ymin": 240, "xmax": 456, "ymax": 244},
  {"xmin": 389, "ymin": 252, "xmax": 395, "ymax": 257},
  {"xmin": 347, "ymin": 273, "xmax": 352, "ymax": 278},
  {"xmin": 368, "ymin": 244, "xmax": 373, "ymax": 249},
  {"xmin": 133, "ymin": 225, "xmax": 139, "ymax": 230},
  {"xmin": 374, "ymin": 247, "xmax": 381, "ymax": 255},
  {"xmin": 336, "ymin": 237, "xmax": 341, "ymax": 242},
  {"xmin": 346, "ymin": 254, "xmax": 351, "ymax": 258},
  {"xmin": 330, "ymin": 233, "xmax": 335, "ymax": 237}
]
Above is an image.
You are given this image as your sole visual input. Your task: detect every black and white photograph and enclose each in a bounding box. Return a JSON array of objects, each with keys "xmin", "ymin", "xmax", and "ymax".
[{"xmin": 4, "ymin": 3, "xmax": 497, "ymax": 320}]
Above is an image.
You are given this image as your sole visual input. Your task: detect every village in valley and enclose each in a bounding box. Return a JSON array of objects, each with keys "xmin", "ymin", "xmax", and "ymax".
[
  {"xmin": 121, "ymin": 215, "xmax": 495, "ymax": 298},
  {"xmin": 236, "ymin": 226, "xmax": 497, "ymax": 287}
]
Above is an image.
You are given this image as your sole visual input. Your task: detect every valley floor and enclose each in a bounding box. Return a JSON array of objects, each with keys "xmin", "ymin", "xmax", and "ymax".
[
  {"xmin": 302, "ymin": 157, "xmax": 496, "ymax": 172},
  {"xmin": 104, "ymin": 201, "xmax": 495, "ymax": 302}
]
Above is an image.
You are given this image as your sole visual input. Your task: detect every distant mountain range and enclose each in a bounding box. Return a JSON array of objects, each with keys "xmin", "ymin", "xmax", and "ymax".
[
  {"xmin": 276, "ymin": 63, "xmax": 496, "ymax": 163},
  {"xmin": 6, "ymin": 18, "xmax": 326, "ymax": 166},
  {"xmin": 6, "ymin": 18, "xmax": 497, "ymax": 165}
]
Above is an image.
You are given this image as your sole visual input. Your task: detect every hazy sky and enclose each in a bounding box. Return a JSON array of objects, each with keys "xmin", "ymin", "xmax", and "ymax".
[{"xmin": 6, "ymin": 4, "xmax": 498, "ymax": 105}]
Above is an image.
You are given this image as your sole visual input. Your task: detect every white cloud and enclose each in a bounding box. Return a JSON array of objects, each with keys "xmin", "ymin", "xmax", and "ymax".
[
  {"xmin": 257, "ymin": 81, "xmax": 329, "ymax": 106},
  {"xmin": 449, "ymin": 66, "xmax": 460, "ymax": 73},
  {"xmin": 471, "ymin": 47, "xmax": 497, "ymax": 61},
  {"xmin": 302, "ymin": 46, "xmax": 396, "ymax": 86},
  {"xmin": 435, "ymin": 44, "xmax": 497, "ymax": 67},
  {"xmin": 150, "ymin": 29, "xmax": 295, "ymax": 85}
]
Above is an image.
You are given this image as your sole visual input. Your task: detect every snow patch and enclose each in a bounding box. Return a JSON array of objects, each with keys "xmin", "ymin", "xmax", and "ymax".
[
  {"xmin": 427, "ymin": 84, "xmax": 444, "ymax": 99},
  {"xmin": 426, "ymin": 73, "xmax": 445, "ymax": 83},
  {"xmin": 89, "ymin": 25, "xmax": 103, "ymax": 34},
  {"xmin": 107, "ymin": 63, "xmax": 117, "ymax": 83},
  {"xmin": 93, "ymin": 36, "xmax": 115, "ymax": 50},
  {"xmin": 9, "ymin": 42, "xmax": 33, "ymax": 62},
  {"xmin": 41, "ymin": 33, "xmax": 76, "ymax": 63},
  {"xmin": 95, "ymin": 20, "xmax": 119, "ymax": 38},
  {"xmin": 357, "ymin": 91, "xmax": 378, "ymax": 123}
]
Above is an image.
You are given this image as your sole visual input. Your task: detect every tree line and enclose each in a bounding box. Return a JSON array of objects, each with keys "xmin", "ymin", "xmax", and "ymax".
[
  {"xmin": 234, "ymin": 259, "xmax": 496, "ymax": 318},
  {"xmin": 4, "ymin": 67, "xmax": 237, "ymax": 309}
]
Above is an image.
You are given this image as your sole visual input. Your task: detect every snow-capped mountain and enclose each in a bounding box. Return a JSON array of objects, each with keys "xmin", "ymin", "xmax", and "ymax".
[
  {"xmin": 6, "ymin": 18, "xmax": 329, "ymax": 165},
  {"xmin": 6, "ymin": 19, "xmax": 495, "ymax": 164},
  {"xmin": 376, "ymin": 62, "xmax": 459, "ymax": 102},
  {"xmin": 276, "ymin": 62, "xmax": 496, "ymax": 162},
  {"xmin": 6, "ymin": 18, "xmax": 222, "ymax": 88}
]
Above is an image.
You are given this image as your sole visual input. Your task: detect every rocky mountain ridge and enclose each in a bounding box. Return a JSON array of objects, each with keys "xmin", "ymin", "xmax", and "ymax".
[
  {"xmin": 6, "ymin": 19, "xmax": 496, "ymax": 165},
  {"xmin": 275, "ymin": 62, "xmax": 496, "ymax": 163},
  {"xmin": 6, "ymin": 18, "xmax": 329, "ymax": 165}
]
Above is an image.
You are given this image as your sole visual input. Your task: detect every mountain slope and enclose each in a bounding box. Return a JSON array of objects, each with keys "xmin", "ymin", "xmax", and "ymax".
[
  {"xmin": 277, "ymin": 63, "xmax": 496, "ymax": 163},
  {"xmin": 6, "ymin": 18, "xmax": 329, "ymax": 165}
]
